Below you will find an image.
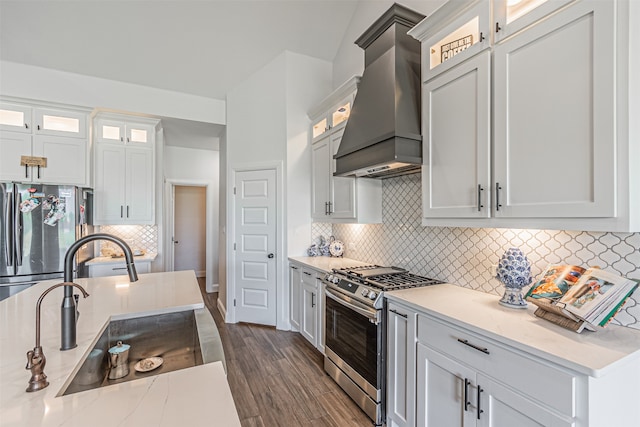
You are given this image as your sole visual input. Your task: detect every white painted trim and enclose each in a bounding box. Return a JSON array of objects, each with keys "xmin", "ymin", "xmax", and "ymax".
[
  {"xmin": 227, "ymin": 161, "xmax": 286, "ymax": 329},
  {"xmin": 164, "ymin": 178, "xmax": 215, "ymax": 291},
  {"xmin": 217, "ymin": 296, "xmax": 227, "ymax": 321}
]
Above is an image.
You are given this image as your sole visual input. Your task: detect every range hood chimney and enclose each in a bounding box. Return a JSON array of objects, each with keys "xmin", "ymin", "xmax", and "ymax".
[{"xmin": 334, "ymin": 3, "xmax": 425, "ymax": 179}]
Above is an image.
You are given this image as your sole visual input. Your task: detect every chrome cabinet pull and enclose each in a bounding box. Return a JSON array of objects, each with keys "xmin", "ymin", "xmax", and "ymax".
[
  {"xmin": 477, "ymin": 385, "xmax": 484, "ymax": 419},
  {"xmin": 477, "ymin": 184, "xmax": 484, "ymax": 212},
  {"xmin": 303, "ymin": 271, "xmax": 311, "ymax": 276},
  {"xmin": 291, "ymin": 266, "xmax": 298, "ymax": 270},
  {"xmin": 37, "ymin": 165, "xmax": 41, "ymax": 179},
  {"xmin": 495, "ymin": 182, "xmax": 503, "ymax": 211},
  {"xmin": 389, "ymin": 309, "xmax": 407, "ymax": 319},
  {"xmin": 120, "ymin": 205, "xmax": 124, "ymax": 218},
  {"xmin": 126, "ymin": 205, "xmax": 129, "ymax": 218},
  {"xmin": 457, "ymin": 338, "xmax": 490, "ymax": 355},
  {"xmin": 311, "ymin": 293, "xmax": 316, "ymax": 308},
  {"xmin": 25, "ymin": 165, "xmax": 29, "ymax": 179},
  {"xmin": 464, "ymin": 378, "xmax": 470, "ymax": 411}
]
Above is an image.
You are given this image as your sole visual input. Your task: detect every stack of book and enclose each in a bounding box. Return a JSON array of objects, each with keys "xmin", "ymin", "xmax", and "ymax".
[{"xmin": 525, "ymin": 264, "xmax": 639, "ymax": 333}]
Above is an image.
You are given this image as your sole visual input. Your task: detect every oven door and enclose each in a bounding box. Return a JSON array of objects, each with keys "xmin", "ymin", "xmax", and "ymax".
[{"xmin": 324, "ymin": 288, "xmax": 381, "ymax": 394}]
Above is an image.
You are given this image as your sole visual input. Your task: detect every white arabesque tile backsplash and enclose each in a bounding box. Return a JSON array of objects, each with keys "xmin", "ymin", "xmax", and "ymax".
[{"xmin": 321, "ymin": 173, "xmax": 640, "ymax": 330}]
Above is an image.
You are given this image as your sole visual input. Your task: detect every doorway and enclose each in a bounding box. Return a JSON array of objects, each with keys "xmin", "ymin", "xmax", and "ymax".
[{"xmin": 174, "ymin": 185, "xmax": 206, "ymax": 277}]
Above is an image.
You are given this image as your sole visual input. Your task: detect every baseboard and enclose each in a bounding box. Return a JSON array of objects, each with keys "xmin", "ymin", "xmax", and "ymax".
[{"xmin": 217, "ymin": 297, "xmax": 227, "ymax": 321}]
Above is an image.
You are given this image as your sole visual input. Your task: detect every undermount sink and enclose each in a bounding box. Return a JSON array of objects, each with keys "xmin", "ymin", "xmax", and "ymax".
[{"xmin": 60, "ymin": 309, "xmax": 219, "ymax": 396}]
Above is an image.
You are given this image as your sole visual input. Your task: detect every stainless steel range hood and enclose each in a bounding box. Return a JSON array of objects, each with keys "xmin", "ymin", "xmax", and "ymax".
[{"xmin": 334, "ymin": 3, "xmax": 425, "ymax": 179}]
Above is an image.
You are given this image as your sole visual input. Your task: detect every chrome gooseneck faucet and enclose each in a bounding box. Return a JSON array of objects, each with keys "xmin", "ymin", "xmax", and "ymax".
[
  {"xmin": 60, "ymin": 233, "xmax": 138, "ymax": 351},
  {"xmin": 26, "ymin": 282, "xmax": 89, "ymax": 392}
]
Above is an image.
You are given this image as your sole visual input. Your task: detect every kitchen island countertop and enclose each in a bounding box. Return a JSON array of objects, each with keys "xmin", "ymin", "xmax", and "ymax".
[
  {"xmin": 386, "ymin": 283, "xmax": 640, "ymax": 378},
  {"xmin": 0, "ymin": 270, "xmax": 240, "ymax": 427}
]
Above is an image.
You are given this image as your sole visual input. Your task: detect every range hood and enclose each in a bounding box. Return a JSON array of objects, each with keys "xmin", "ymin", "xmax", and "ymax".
[{"xmin": 334, "ymin": 3, "xmax": 425, "ymax": 179}]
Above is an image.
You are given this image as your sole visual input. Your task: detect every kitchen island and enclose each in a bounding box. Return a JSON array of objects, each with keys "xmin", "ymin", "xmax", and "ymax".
[{"xmin": 0, "ymin": 270, "xmax": 240, "ymax": 427}]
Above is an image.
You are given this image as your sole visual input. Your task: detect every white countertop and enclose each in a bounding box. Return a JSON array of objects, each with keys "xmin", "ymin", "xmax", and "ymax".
[
  {"xmin": 386, "ymin": 284, "xmax": 640, "ymax": 378},
  {"xmin": 288, "ymin": 256, "xmax": 370, "ymax": 272},
  {"xmin": 0, "ymin": 270, "xmax": 240, "ymax": 427},
  {"xmin": 86, "ymin": 252, "xmax": 157, "ymax": 265}
]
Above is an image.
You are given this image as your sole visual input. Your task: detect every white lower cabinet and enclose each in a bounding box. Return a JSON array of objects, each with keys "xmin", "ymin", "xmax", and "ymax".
[
  {"xmin": 386, "ymin": 297, "xmax": 639, "ymax": 427},
  {"xmin": 88, "ymin": 261, "xmax": 150, "ymax": 278},
  {"xmin": 289, "ymin": 262, "xmax": 324, "ymax": 353}
]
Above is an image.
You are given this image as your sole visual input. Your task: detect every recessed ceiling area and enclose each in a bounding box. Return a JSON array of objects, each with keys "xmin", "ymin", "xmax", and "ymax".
[{"xmin": 161, "ymin": 117, "xmax": 224, "ymax": 151}]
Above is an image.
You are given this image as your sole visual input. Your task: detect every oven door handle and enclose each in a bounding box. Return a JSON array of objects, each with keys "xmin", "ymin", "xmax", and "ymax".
[{"xmin": 325, "ymin": 289, "xmax": 379, "ymax": 323}]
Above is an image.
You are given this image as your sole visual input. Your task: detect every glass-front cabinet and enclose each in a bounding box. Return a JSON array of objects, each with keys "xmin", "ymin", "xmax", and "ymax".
[
  {"xmin": 311, "ymin": 95, "xmax": 354, "ymax": 143},
  {"xmin": 493, "ymin": 0, "xmax": 575, "ymax": 43},
  {"xmin": 95, "ymin": 118, "xmax": 154, "ymax": 146}
]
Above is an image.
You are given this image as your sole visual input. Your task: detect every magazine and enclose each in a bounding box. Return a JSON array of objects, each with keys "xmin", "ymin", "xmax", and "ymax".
[{"xmin": 526, "ymin": 264, "xmax": 639, "ymax": 329}]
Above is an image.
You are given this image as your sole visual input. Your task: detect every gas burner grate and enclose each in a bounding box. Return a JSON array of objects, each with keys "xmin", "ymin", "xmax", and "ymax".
[{"xmin": 369, "ymin": 272, "xmax": 444, "ymax": 291}]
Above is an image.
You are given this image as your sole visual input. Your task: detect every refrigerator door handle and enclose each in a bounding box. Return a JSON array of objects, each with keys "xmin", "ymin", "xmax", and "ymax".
[
  {"xmin": 3, "ymin": 189, "xmax": 13, "ymax": 267},
  {"xmin": 14, "ymin": 191, "xmax": 23, "ymax": 267}
]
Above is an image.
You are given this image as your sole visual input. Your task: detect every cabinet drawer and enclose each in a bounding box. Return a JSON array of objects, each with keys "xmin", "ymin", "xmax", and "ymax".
[
  {"xmin": 89, "ymin": 262, "xmax": 150, "ymax": 278},
  {"xmin": 417, "ymin": 314, "xmax": 576, "ymax": 417}
]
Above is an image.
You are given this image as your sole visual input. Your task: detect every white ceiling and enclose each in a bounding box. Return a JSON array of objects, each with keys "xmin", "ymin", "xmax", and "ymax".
[{"xmin": 0, "ymin": 0, "xmax": 360, "ymax": 101}]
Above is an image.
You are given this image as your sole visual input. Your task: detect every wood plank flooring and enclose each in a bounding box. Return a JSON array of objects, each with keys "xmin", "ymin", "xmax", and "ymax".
[{"xmin": 197, "ymin": 279, "xmax": 373, "ymax": 426}]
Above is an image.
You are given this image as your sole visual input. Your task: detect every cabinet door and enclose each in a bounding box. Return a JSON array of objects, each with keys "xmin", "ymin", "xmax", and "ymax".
[
  {"xmin": 300, "ymin": 270, "xmax": 317, "ymax": 346},
  {"xmin": 290, "ymin": 265, "xmax": 301, "ymax": 331},
  {"xmin": 311, "ymin": 136, "xmax": 331, "ymax": 220},
  {"xmin": 329, "ymin": 129, "xmax": 356, "ymax": 219},
  {"xmin": 477, "ymin": 375, "xmax": 574, "ymax": 427},
  {"xmin": 422, "ymin": 51, "xmax": 491, "ymax": 219},
  {"xmin": 387, "ymin": 303, "xmax": 416, "ymax": 427},
  {"xmin": 124, "ymin": 147, "xmax": 154, "ymax": 224},
  {"xmin": 32, "ymin": 135, "xmax": 87, "ymax": 185},
  {"xmin": 34, "ymin": 108, "xmax": 86, "ymax": 138},
  {"xmin": 493, "ymin": 0, "xmax": 575, "ymax": 44},
  {"xmin": 95, "ymin": 118, "xmax": 126, "ymax": 144},
  {"xmin": 126, "ymin": 123, "xmax": 154, "ymax": 146},
  {"xmin": 0, "ymin": 132, "xmax": 31, "ymax": 181},
  {"xmin": 493, "ymin": 0, "xmax": 615, "ymax": 218},
  {"xmin": 0, "ymin": 103, "xmax": 32, "ymax": 133},
  {"xmin": 94, "ymin": 144, "xmax": 126, "ymax": 224},
  {"xmin": 417, "ymin": 343, "xmax": 477, "ymax": 427}
]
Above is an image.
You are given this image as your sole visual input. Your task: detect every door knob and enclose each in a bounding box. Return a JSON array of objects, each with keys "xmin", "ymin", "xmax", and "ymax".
[{"xmin": 267, "ymin": 253, "xmax": 274, "ymax": 258}]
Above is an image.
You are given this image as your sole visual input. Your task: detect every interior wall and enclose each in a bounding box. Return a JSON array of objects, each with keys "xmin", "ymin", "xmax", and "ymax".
[
  {"xmin": 331, "ymin": 0, "xmax": 445, "ymax": 90},
  {"xmin": 174, "ymin": 186, "xmax": 206, "ymax": 276},
  {"xmin": 218, "ymin": 130, "xmax": 228, "ymax": 311},
  {"xmin": 164, "ymin": 146, "xmax": 220, "ymax": 291},
  {"xmin": 0, "ymin": 60, "xmax": 225, "ymax": 124},
  {"xmin": 225, "ymin": 51, "xmax": 333, "ymax": 329}
]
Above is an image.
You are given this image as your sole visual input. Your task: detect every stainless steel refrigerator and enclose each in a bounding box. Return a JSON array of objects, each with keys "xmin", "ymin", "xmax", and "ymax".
[{"xmin": 0, "ymin": 183, "xmax": 93, "ymax": 300}]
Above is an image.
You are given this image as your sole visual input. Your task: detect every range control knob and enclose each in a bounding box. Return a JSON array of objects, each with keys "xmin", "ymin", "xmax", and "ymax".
[
  {"xmin": 332, "ymin": 276, "xmax": 340, "ymax": 284},
  {"xmin": 368, "ymin": 291, "xmax": 377, "ymax": 300},
  {"xmin": 327, "ymin": 274, "xmax": 334, "ymax": 282},
  {"xmin": 361, "ymin": 289, "xmax": 369, "ymax": 297}
]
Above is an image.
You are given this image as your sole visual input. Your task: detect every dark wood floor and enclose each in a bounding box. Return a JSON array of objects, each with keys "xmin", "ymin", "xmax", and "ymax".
[{"xmin": 197, "ymin": 279, "xmax": 373, "ymax": 426}]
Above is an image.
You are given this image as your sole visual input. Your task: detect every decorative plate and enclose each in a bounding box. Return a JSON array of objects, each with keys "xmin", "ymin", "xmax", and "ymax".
[
  {"xmin": 134, "ymin": 357, "xmax": 164, "ymax": 373},
  {"xmin": 329, "ymin": 239, "xmax": 345, "ymax": 257}
]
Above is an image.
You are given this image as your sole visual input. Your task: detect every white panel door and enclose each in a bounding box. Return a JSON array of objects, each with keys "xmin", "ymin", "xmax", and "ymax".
[
  {"xmin": 422, "ymin": 51, "xmax": 491, "ymax": 219},
  {"xmin": 493, "ymin": 0, "xmax": 615, "ymax": 218},
  {"xmin": 234, "ymin": 169, "xmax": 277, "ymax": 326}
]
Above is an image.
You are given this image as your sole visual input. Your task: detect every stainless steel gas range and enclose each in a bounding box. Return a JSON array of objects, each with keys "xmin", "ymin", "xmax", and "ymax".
[{"xmin": 321, "ymin": 265, "xmax": 443, "ymax": 426}]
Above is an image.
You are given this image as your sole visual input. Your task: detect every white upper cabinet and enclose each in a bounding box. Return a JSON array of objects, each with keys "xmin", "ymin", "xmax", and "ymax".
[
  {"xmin": 95, "ymin": 117, "xmax": 154, "ymax": 146},
  {"xmin": 411, "ymin": 0, "xmax": 638, "ymax": 232},
  {"xmin": 93, "ymin": 113, "xmax": 159, "ymax": 225},
  {"xmin": 308, "ymin": 76, "xmax": 382, "ymax": 224},
  {"xmin": 493, "ymin": 0, "xmax": 575, "ymax": 43},
  {"xmin": 0, "ymin": 98, "xmax": 89, "ymax": 186}
]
